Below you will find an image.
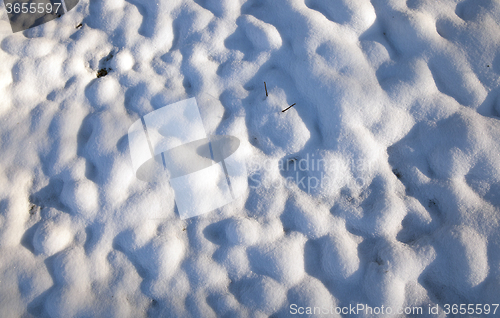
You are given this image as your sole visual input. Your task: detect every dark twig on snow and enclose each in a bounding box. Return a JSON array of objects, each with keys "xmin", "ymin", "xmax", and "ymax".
[
  {"xmin": 97, "ymin": 68, "xmax": 108, "ymax": 78},
  {"xmin": 264, "ymin": 82, "xmax": 268, "ymax": 97},
  {"xmin": 281, "ymin": 103, "xmax": 296, "ymax": 113}
]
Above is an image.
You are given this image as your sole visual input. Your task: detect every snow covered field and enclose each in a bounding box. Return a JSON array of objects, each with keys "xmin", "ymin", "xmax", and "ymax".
[{"xmin": 0, "ymin": 0, "xmax": 499, "ymax": 316}]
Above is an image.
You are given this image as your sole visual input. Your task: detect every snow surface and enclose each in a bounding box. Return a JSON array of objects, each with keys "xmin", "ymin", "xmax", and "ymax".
[{"xmin": 0, "ymin": 0, "xmax": 500, "ymax": 317}]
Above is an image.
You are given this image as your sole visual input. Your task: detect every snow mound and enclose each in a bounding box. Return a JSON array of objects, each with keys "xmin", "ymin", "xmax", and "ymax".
[{"xmin": 33, "ymin": 219, "xmax": 73, "ymax": 256}]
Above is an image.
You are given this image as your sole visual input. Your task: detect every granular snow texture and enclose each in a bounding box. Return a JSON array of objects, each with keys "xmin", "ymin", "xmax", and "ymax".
[{"xmin": 0, "ymin": 0, "xmax": 499, "ymax": 317}]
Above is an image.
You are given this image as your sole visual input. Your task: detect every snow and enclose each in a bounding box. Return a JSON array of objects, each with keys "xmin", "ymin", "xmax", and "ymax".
[
  {"xmin": 0, "ymin": 0, "xmax": 500, "ymax": 316},
  {"xmin": 33, "ymin": 216, "xmax": 73, "ymax": 256}
]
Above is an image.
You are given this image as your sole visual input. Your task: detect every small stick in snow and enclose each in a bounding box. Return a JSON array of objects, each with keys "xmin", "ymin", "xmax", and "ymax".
[
  {"xmin": 264, "ymin": 82, "xmax": 268, "ymax": 97},
  {"xmin": 281, "ymin": 103, "xmax": 296, "ymax": 113},
  {"xmin": 97, "ymin": 68, "xmax": 108, "ymax": 78}
]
